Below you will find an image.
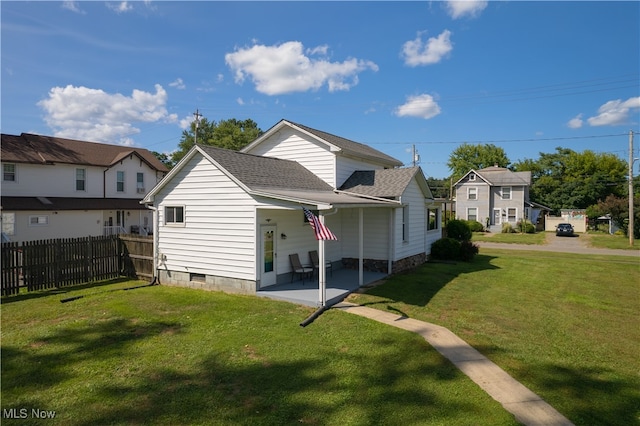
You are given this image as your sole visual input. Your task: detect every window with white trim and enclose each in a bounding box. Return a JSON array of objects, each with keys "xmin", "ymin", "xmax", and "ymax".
[
  {"xmin": 402, "ymin": 207, "xmax": 409, "ymax": 242},
  {"xmin": 501, "ymin": 186, "xmax": 512, "ymax": 200},
  {"xmin": 29, "ymin": 215, "xmax": 49, "ymax": 226},
  {"xmin": 136, "ymin": 172, "xmax": 145, "ymax": 193},
  {"xmin": 468, "ymin": 187, "xmax": 477, "ymax": 200},
  {"xmin": 165, "ymin": 206, "xmax": 184, "ymax": 225},
  {"xmin": 3, "ymin": 163, "xmax": 16, "ymax": 182},
  {"xmin": 427, "ymin": 207, "xmax": 439, "ymax": 230},
  {"xmin": 469, "ymin": 173, "xmax": 476, "ymax": 181},
  {"xmin": 76, "ymin": 168, "xmax": 86, "ymax": 191},
  {"xmin": 117, "ymin": 171, "xmax": 125, "ymax": 192},
  {"xmin": 467, "ymin": 207, "xmax": 478, "ymax": 222},
  {"xmin": 507, "ymin": 208, "xmax": 517, "ymax": 222},
  {"xmin": 2, "ymin": 212, "xmax": 15, "ymax": 235}
]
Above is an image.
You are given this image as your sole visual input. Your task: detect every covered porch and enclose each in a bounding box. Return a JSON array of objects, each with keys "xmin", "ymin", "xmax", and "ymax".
[{"xmin": 256, "ymin": 267, "xmax": 387, "ymax": 307}]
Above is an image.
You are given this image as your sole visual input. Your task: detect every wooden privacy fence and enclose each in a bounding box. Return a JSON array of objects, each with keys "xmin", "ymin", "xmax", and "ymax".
[{"xmin": 1, "ymin": 235, "xmax": 154, "ymax": 297}]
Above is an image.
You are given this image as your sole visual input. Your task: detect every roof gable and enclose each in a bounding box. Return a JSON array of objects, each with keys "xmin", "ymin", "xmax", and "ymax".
[
  {"xmin": 454, "ymin": 166, "xmax": 531, "ymax": 187},
  {"xmin": 340, "ymin": 167, "xmax": 433, "ymax": 199},
  {"xmin": 0, "ymin": 133, "xmax": 169, "ymax": 172},
  {"xmin": 241, "ymin": 119, "xmax": 402, "ymax": 167}
]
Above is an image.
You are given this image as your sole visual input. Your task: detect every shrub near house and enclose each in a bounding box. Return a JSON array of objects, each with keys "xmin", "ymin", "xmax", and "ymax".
[{"xmin": 432, "ymin": 220, "xmax": 478, "ymax": 261}]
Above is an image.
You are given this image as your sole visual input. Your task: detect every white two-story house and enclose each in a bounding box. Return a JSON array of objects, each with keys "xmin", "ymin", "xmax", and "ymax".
[
  {"xmin": 1, "ymin": 133, "xmax": 168, "ymax": 243},
  {"xmin": 142, "ymin": 119, "xmax": 442, "ymax": 301}
]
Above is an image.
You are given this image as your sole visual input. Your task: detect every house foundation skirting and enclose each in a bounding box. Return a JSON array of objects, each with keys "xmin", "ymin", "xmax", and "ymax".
[
  {"xmin": 392, "ymin": 253, "xmax": 427, "ymax": 274},
  {"xmin": 158, "ymin": 270, "xmax": 257, "ymax": 295}
]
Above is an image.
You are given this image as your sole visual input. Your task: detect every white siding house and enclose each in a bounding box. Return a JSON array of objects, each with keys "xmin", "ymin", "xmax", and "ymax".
[
  {"xmin": 143, "ymin": 120, "xmax": 442, "ymax": 303},
  {"xmin": 1, "ymin": 133, "xmax": 168, "ymax": 243}
]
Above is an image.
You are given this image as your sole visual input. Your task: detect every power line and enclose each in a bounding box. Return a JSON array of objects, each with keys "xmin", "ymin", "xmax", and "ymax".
[{"xmin": 372, "ymin": 132, "xmax": 637, "ymax": 146}]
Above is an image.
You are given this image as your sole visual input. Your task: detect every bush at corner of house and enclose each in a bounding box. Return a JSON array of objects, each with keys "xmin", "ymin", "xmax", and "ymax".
[
  {"xmin": 465, "ymin": 220, "xmax": 484, "ymax": 232},
  {"xmin": 501, "ymin": 222, "xmax": 515, "ymax": 233},
  {"xmin": 431, "ymin": 238, "xmax": 461, "ymax": 260},
  {"xmin": 516, "ymin": 220, "xmax": 536, "ymax": 234},
  {"xmin": 459, "ymin": 240, "xmax": 479, "ymax": 261},
  {"xmin": 446, "ymin": 219, "xmax": 473, "ymax": 241}
]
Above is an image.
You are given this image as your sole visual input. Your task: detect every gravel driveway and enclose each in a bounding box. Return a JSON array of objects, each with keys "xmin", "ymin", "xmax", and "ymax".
[{"xmin": 476, "ymin": 233, "xmax": 640, "ymax": 258}]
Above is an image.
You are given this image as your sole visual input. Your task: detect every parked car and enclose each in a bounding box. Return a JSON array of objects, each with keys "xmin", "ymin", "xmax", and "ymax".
[{"xmin": 556, "ymin": 223, "xmax": 575, "ymax": 237}]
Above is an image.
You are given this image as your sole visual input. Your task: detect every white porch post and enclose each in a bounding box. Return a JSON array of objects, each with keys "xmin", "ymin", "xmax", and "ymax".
[
  {"xmin": 319, "ymin": 214, "xmax": 327, "ymax": 307},
  {"xmin": 358, "ymin": 207, "xmax": 363, "ymax": 286}
]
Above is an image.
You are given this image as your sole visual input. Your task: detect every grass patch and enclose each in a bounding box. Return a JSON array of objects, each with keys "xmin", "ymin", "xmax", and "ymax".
[
  {"xmin": 586, "ymin": 233, "xmax": 640, "ymax": 251},
  {"xmin": 1, "ymin": 281, "xmax": 518, "ymax": 425},
  {"xmin": 348, "ymin": 249, "xmax": 640, "ymax": 426},
  {"xmin": 471, "ymin": 232, "xmax": 546, "ymax": 245}
]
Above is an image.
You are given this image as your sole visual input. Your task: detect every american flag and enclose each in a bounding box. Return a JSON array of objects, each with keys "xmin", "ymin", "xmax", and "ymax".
[{"xmin": 303, "ymin": 207, "xmax": 338, "ymax": 241}]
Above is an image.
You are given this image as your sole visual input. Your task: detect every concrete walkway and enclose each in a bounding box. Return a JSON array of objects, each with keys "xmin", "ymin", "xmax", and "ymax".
[{"xmin": 334, "ymin": 302, "xmax": 575, "ymax": 426}]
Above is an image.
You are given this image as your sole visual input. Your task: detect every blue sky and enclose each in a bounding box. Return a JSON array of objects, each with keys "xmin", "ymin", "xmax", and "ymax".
[{"xmin": 2, "ymin": 1, "xmax": 639, "ymax": 178}]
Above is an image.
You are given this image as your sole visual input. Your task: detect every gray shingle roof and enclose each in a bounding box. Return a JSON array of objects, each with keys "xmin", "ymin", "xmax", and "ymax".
[
  {"xmin": 284, "ymin": 120, "xmax": 403, "ymax": 166},
  {"xmin": 198, "ymin": 145, "xmax": 334, "ymax": 192},
  {"xmin": 475, "ymin": 166, "xmax": 531, "ymax": 186},
  {"xmin": 339, "ymin": 167, "xmax": 420, "ymax": 198},
  {"xmin": 1, "ymin": 133, "xmax": 169, "ymax": 172}
]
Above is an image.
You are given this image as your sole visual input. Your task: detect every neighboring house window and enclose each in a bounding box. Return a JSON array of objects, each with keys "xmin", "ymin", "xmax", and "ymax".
[
  {"xmin": 467, "ymin": 207, "xmax": 478, "ymax": 222},
  {"xmin": 137, "ymin": 173, "xmax": 145, "ymax": 194},
  {"xmin": 501, "ymin": 187, "xmax": 512, "ymax": 200},
  {"xmin": 2, "ymin": 212, "xmax": 15, "ymax": 235},
  {"xmin": 76, "ymin": 168, "xmax": 86, "ymax": 191},
  {"xmin": 469, "ymin": 173, "xmax": 476, "ymax": 181},
  {"xmin": 507, "ymin": 208, "xmax": 517, "ymax": 222},
  {"xmin": 468, "ymin": 187, "xmax": 477, "ymax": 200},
  {"xmin": 165, "ymin": 206, "xmax": 184, "ymax": 225},
  {"xmin": 402, "ymin": 207, "xmax": 409, "ymax": 242},
  {"xmin": 427, "ymin": 208, "xmax": 439, "ymax": 230},
  {"xmin": 117, "ymin": 171, "xmax": 125, "ymax": 192},
  {"xmin": 29, "ymin": 215, "xmax": 49, "ymax": 226},
  {"xmin": 3, "ymin": 163, "xmax": 16, "ymax": 182}
]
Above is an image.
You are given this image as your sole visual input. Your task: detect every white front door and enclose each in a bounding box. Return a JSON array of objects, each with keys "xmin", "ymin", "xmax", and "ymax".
[
  {"xmin": 493, "ymin": 208, "xmax": 501, "ymax": 226},
  {"xmin": 260, "ymin": 226, "xmax": 277, "ymax": 288}
]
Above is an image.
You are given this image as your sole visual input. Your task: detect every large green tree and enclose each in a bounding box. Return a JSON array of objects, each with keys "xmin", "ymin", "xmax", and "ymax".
[
  {"xmin": 513, "ymin": 147, "xmax": 627, "ymax": 213},
  {"xmin": 171, "ymin": 117, "xmax": 263, "ymax": 166},
  {"xmin": 447, "ymin": 143, "xmax": 510, "ymax": 182}
]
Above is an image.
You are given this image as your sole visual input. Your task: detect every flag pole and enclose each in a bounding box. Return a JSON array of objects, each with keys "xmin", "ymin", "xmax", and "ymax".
[{"xmin": 319, "ymin": 213, "xmax": 326, "ymax": 306}]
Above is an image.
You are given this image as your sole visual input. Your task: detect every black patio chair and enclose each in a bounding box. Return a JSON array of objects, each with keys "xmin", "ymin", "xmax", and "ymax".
[
  {"xmin": 309, "ymin": 250, "xmax": 332, "ymax": 277},
  {"xmin": 289, "ymin": 253, "xmax": 313, "ymax": 284}
]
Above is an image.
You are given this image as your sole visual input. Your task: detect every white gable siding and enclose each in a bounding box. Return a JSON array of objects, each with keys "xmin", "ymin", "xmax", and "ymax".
[
  {"xmin": 243, "ymin": 127, "xmax": 336, "ymax": 187},
  {"xmin": 156, "ymin": 155, "xmax": 256, "ymax": 281},
  {"xmin": 395, "ymin": 179, "xmax": 427, "ymax": 261},
  {"xmin": 335, "ymin": 156, "xmax": 385, "ymax": 188},
  {"xmin": 1, "ymin": 158, "xmax": 161, "ymax": 198}
]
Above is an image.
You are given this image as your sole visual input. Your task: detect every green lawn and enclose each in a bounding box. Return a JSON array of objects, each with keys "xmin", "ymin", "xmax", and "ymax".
[
  {"xmin": 471, "ymin": 232, "xmax": 546, "ymax": 245},
  {"xmin": 349, "ymin": 249, "xmax": 640, "ymax": 426},
  {"xmin": 586, "ymin": 233, "xmax": 640, "ymax": 250},
  {"xmin": 1, "ymin": 279, "xmax": 517, "ymax": 426}
]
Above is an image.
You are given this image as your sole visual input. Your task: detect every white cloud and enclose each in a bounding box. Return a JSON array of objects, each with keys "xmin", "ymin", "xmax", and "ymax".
[
  {"xmin": 169, "ymin": 78, "xmax": 186, "ymax": 90},
  {"xmin": 37, "ymin": 84, "xmax": 177, "ymax": 145},
  {"xmin": 445, "ymin": 1, "xmax": 488, "ymax": 19},
  {"xmin": 236, "ymin": 98, "xmax": 245, "ymax": 105},
  {"xmin": 395, "ymin": 94, "xmax": 442, "ymax": 119},
  {"xmin": 107, "ymin": 1, "xmax": 133, "ymax": 14},
  {"xmin": 567, "ymin": 114, "xmax": 583, "ymax": 129},
  {"xmin": 179, "ymin": 114, "xmax": 194, "ymax": 130},
  {"xmin": 587, "ymin": 97, "xmax": 640, "ymax": 126},
  {"xmin": 225, "ymin": 41, "xmax": 378, "ymax": 95},
  {"xmin": 401, "ymin": 30, "xmax": 453, "ymax": 67},
  {"xmin": 62, "ymin": 1, "xmax": 85, "ymax": 14}
]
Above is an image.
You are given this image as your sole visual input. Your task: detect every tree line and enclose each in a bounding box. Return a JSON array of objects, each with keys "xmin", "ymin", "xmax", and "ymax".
[{"xmin": 152, "ymin": 116, "xmax": 638, "ymax": 238}]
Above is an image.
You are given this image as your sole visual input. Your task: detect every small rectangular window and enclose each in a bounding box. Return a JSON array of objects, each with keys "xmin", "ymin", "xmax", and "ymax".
[
  {"xmin": 29, "ymin": 215, "xmax": 49, "ymax": 226},
  {"xmin": 467, "ymin": 207, "xmax": 478, "ymax": 222},
  {"xmin": 136, "ymin": 172, "xmax": 145, "ymax": 193},
  {"xmin": 427, "ymin": 208, "xmax": 439, "ymax": 230},
  {"xmin": 468, "ymin": 187, "xmax": 477, "ymax": 200},
  {"xmin": 117, "ymin": 171, "xmax": 125, "ymax": 192},
  {"xmin": 402, "ymin": 207, "xmax": 409, "ymax": 242},
  {"xmin": 2, "ymin": 212, "xmax": 16, "ymax": 235},
  {"xmin": 469, "ymin": 173, "xmax": 476, "ymax": 181},
  {"xmin": 501, "ymin": 187, "xmax": 511, "ymax": 200},
  {"xmin": 3, "ymin": 164, "xmax": 16, "ymax": 182},
  {"xmin": 165, "ymin": 206, "xmax": 184, "ymax": 225},
  {"xmin": 76, "ymin": 168, "xmax": 86, "ymax": 191},
  {"xmin": 507, "ymin": 208, "xmax": 517, "ymax": 222}
]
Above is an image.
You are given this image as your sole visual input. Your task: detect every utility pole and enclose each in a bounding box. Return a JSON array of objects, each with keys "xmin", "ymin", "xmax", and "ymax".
[
  {"xmin": 411, "ymin": 144, "xmax": 420, "ymax": 167},
  {"xmin": 629, "ymin": 130, "xmax": 635, "ymax": 246},
  {"xmin": 193, "ymin": 109, "xmax": 202, "ymax": 144}
]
